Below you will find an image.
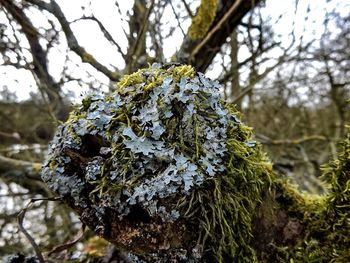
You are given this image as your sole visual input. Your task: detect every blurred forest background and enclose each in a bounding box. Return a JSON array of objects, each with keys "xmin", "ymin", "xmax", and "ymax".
[{"xmin": 0, "ymin": 0, "xmax": 349, "ymax": 261}]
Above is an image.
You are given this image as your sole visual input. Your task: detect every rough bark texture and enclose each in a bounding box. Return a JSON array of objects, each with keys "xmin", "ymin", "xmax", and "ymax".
[{"xmin": 177, "ymin": 0, "xmax": 261, "ymax": 72}]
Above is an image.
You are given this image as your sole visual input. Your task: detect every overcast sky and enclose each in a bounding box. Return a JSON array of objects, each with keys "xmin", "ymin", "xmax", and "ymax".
[{"xmin": 0, "ymin": 0, "xmax": 348, "ymax": 101}]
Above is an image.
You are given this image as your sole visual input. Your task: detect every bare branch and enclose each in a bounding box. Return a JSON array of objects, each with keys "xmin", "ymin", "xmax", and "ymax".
[
  {"xmin": 256, "ymin": 134, "xmax": 328, "ymax": 145},
  {"xmin": 169, "ymin": 1, "xmax": 186, "ymax": 37},
  {"xmin": 0, "ymin": 0, "xmax": 62, "ymax": 107},
  {"xmin": 0, "ymin": 154, "xmax": 47, "ymax": 194},
  {"xmin": 72, "ymin": 15, "xmax": 126, "ymax": 60},
  {"xmin": 190, "ymin": 0, "xmax": 243, "ymax": 60},
  {"xmin": 0, "ymin": 154, "xmax": 41, "ymax": 177},
  {"xmin": 0, "ymin": 130, "xmax": 21, "ymax": 141},
  {"xmin": 180, "ymin": 0, "xmax": 193, "ymax": 18},
  {"xmin": 177, "ymin": 0, "xmax": 261, "ymax": 72},
  {"xmin": 18, "ymin": 197, "xmax": 62, "ymax": 263},
  {"xmin": 232, "ymin": 56, "xmax": 285, "ymax": 104},
  {"xmin": 48, "ymin": 224, "xmax": 85, "ymax": 256},
  {"xmin": 24, "ymin": 0, "xmax": 121, "ymax": 81},
  {"xmin": 219, "ymin": 42, "xmax": 280, "ymax": 83}
]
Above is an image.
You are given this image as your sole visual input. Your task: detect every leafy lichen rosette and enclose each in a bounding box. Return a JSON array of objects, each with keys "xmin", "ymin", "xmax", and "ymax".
[{"xmin": 42, "ymin": 64, "xmax": 272, "ymax": 262}]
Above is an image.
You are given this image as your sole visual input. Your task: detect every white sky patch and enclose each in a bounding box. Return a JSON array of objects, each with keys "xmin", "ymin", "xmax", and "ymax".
[
  {"xmin": 161, "ymin": 3, "xmax": 192, "ymax": 58},
  {"xmin": 70, "ymin": 20, "xmax": 125, "ymax": 68},
  {"xmin": 0, "ymin": 67, "xmax": 37, "ymax": 100},
  {"xmin": 0, "ymin": 0, "xmax": 348, "ymax": 101}
]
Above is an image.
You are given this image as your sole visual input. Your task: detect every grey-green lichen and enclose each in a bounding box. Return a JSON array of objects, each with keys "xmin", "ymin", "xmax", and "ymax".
[
  {"xmin": 188, "ymin": 0, "xmax": 218, "ymax": 40},
  {"xmin": 42, "ymin": 63, "xmax": 272, "ymax": 262}
]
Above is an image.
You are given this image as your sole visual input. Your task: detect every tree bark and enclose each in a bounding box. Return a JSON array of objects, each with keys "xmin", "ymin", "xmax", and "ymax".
[{"xmin": 177, "ymin": 0, "xmax": 261, "ymax": 72}]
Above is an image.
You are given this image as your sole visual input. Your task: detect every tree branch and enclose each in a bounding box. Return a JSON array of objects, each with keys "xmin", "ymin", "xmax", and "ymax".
[
  {"xmin": 177, "ymin": 0, "xmax": 261, "ymax": 72},
  {"xmin": 24, "ymin": 0, "xmax": 121, "ymax": 81},
  {"xmin": 180, "ymin": 0, "xmax": 193, "ymax": 18},
  {"xmin": 72, "ymin": 15, "xmax": 126, "ymax": 60},
  {"xmin": 256, "ymin": 134, "xmax": 328, "ymax": 145},
  {"xmin": 0, "ymin": 0, "xmax": 62, "ymax": 106},
  {"xmin": 0, "ymin": 154, "xmax": 47, "ymax": 195}
]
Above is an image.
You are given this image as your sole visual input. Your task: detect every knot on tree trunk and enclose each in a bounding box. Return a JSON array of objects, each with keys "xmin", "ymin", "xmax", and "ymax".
[{"xmin": 40, "ymin": 63, "xmax": 274, "ymax": 262}]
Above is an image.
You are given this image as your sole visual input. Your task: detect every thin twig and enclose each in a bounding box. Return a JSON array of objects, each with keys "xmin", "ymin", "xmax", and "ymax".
[
  {"xmin": 114, "ymin": 1, "xmax": 130, "ymax": 39},
  {"xmin": 24, "ymin": 0, "xmax": 120, "ymax": 81},
  {"xmin": 17, "ymin": 197, "xmax": 62, "ymax": 263},
  {"xmin": 71, "ymin": 15, "xmax": 126, "ymax": 59},
  {"xmin": 169, "ymin": 0, "xmax": 186, "ymax": 37},
  {"xmin": 180, "ymin": 0, "xmax": 193, "ymax": 17},
  {"xmin": 256, "ymin": 134, "xmax": 328, "ymax": 145},
  {"xmin": 0, "ymin": 192, "xmax": 33, "ymax": 197},
  {"xmin": 48, "ymin": 224, "xmax": 86, "ymax": 256},
  {"xmin": 0, "ymin": 131, "xmax": 21, "ymax": 141}
]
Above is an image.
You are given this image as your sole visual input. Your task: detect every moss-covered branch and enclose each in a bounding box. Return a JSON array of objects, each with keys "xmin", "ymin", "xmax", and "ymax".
[
  {"xmin": 188, "ymin": 0, "xmax": 218, "ymax": 40},
  {"xmin": 177, "ymin": 0, "xmax": 261, "ymax": 72},
  {"xmin": 0, "ymin": 154, "xmax": 48, "ymax": 195},
  {"xmin": 40, "ymin": 65, "xmax": 350, "ymax": 262}
]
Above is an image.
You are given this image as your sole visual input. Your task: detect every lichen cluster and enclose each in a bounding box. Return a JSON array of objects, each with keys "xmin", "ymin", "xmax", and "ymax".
[
  {"xmin": 42, "ymin": 63, "xmax": 272, "ymax": 262},
  {"xmin": 188, "ymin": 0, "xmax": 218, "ymax": 40}
]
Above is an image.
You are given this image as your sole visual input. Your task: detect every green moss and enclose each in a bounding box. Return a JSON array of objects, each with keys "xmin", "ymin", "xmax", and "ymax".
[
  {"xmin": 45, "ymin": 64, "xmax": 350, "ymax": 262},
  {"xmin": 66, "ymin": 110, "xmax": 87, "ymax": 124},
  {"xmin": 160, "ymin": 103, "xmax": 273, "ymax": 262},
  {"xmin": 82, "ymin": 52, "xmax": 96, "ymax": 63},
  {"xmin": 188, "ymin": 124, "xmax": 272, "ymax": 262},
  {"xmin": 49, "ymin": 160, "xmax": 56, "ymax": 170},
  {"xmin": 274, "ymin": 127, "xmax": 350, "ymax": 262},
  {"xmin": 45, "ymin": 63, "xmax": 275, "ymax": 261},
  {"xmin": 188, "ymin": 0, "xmax": 218, "ymax": 40},
  {"xmin": 172, "ymin": 64, "xmax": 196, "ymax": 79},
  {"xmin": 118, "ymin": 69, "xmax": 146, "ymax": 89},
  {"xmin": 84, "ymin": 236, "xmax": 109, "ymax": 257},
  {"xmin": 117, "ymin": 64, "xmax": 196, "ymax": 93}
]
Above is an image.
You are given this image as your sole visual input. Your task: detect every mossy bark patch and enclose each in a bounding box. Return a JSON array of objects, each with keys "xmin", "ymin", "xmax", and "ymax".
[
  {"xmin": 188, "ymin": 0, "xmax": 218, "ymax": 40},
  {"xmin": 256, "ymin": 130, "xmax": 350, "ymax": 262}
]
